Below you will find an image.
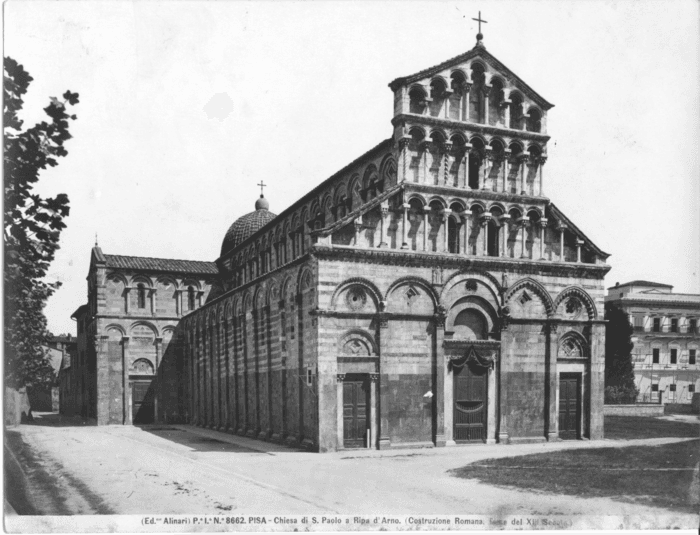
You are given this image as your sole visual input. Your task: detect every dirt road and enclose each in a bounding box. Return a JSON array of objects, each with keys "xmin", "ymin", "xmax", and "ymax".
[{"xmin": 5, "ymin": 414, "xmax": 698, "ymax": 529}]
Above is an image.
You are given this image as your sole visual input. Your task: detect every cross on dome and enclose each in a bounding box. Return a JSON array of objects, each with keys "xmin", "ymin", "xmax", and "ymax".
[{"xmin": 257, "ymin": 180, "xmax": 267, "ymax": 197}]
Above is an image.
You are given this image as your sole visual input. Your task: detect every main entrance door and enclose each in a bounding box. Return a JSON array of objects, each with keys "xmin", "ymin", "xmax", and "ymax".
[
  {"xmin": 131, "ymin": 380, "xmax": 154, "ymax": 424},
  {"xmin": 343, "ymin": 376, "xmax": 369, "ymax": 448},
  {"xmin": 558, "ymin": 373, "xmax": 580, "ymax": 439},
  {"xmin": 453, "ymin": 364, "xmax": 488, "ymax": 442}
]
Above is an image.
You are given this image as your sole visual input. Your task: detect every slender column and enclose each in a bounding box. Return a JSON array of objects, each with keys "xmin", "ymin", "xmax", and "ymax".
[
  {"xmin": 546, "ymin": 322, "xmax": 559, "ymax": 440},
  {"xmin": 124, "ymin": 288, "xmax": 131, "ymax": 314},
  {"xmin": 442, "ymin": 209, "xmax": 452, "ymax": 252},
  {"xmin": 539, "ymin": 218, "xmax": 548, "ymax": 260},
  {"xmin": 399, "ymin": 137, "xmax": 410, "ymax": 183},
  {"xmin": 401, "ymin": 203, "xmax": 410, "ymax": 249},
  {"xmin": 520, "ymin": 220, "xmax": 530, "ymax": 258},
  {"xmin": 502, "ymin": 97, "xmax": 511, "ymax": 128},
  {"xmin": 353, "ymin": 219, "xmax": 362, "ymax": 246},
  {"xmin": 434, "ymin": 309, "xmax": 447, "ymax": 447},
  {"xmin": 502, "ymin": 152, "xmax": 510, "ymax": 192},
  {"xmin": 480, "ymin": 152, "xmax": 489, "ymax": 190},
  {"xmin": 154, "ymin": 337, "xmax": 162, "ymax": 423},
  {"xmin": 423, "ymin": 207, "xmax": 430, "ymax": 251},
  {"xmin": 462, "ymin": 210, "xmax": 472, "ymax": 255},
  {"xmin": 537, "ymin": 155, "xmax": 547, "ymax": 196},
  {"xmin": 480, "ymin": 215, "xmax": 491, "ymax": 256},
  {"xmin": 336, "ymin": 374, "xmax": 345, "ymax": 449},
  {"xmin": 576, "ymin": 238, "xmax": 584, "ymax": 263},
  {"xmin": 486, "ymin": 358, "xmax": 497, "ymax": 444},
  {"xmin": 442, "ymin": 142, "xmax": 452, "ymax": 186},
  {"xmin": 499, "ymin": 215, "xmax": 510, "ymax": 257},
  {"xmin": 378, "ymin": 315, "xmax": 391, "ymax": 449},
  {"xmin": 518, "ymin": 154, "xmax": 528, "ymax": 195},
  {"xmin": 369, "ymin": 373, "xmax": 379, "ymax": 449},
  {"xmin": 463, "ymin": 150, "xmax": 470, "ymax": 189},
  {"xmin": 558, "ymin": 222, "xmax": 568, "ymax": 261},
  {"xmin": 121, "ymin": 336, "xmax": 131, "ymax": 425},
  {"xmin": 150, "ymin": 288, "xmax": 156, "ymax": 315},
  {"xmin": 483, "ymin": 85, "xmax": 491, "ymax": 125},
  {"xmin": 379, "ymin": 205, "xmax": 389, "ymax": 248},
  {"xmin": 176, "ymin": 290, "xmax": 181, "ymax": 317}
]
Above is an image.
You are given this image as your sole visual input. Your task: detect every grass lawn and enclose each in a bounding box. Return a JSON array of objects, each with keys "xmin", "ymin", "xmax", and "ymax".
[
  {"xmin": 604, "ymin": 415, "xmax": 700, "ymax": 440},
  {"xmin": 450, "ymin": 439, "xmax": 699, "ymax": 513}
]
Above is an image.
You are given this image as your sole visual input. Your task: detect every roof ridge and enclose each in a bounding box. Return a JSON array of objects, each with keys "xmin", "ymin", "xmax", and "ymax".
[{"xmin": 104, "ymin": 253, "xmax": 215, "ymax": 265}]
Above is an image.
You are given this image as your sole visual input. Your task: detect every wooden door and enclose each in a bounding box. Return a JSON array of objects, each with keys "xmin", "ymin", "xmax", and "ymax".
[
  {"xmin": 343, "ymin": 377, "xmax": 369, "ymax": 448},
  {"xmin": 132, "ymin": 381, "xmax": 154, "ymax": 424},
  {"xmin": 453, "ymin": 364, "xmax": 487, "ymax": 442},
  {"xmin": 558, "ymin": 374, "xmax": 580, "ymax": 439}
]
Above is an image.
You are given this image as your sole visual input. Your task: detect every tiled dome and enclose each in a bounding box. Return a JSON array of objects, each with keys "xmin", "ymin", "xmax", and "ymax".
[{"xmin": 221, "ymin": 196, "xmax": 276, "ymax": 256}]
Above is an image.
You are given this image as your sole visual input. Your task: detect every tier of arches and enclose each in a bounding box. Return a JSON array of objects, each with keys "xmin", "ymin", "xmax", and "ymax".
[
  {"xmin": 402, "ymin": 62, "xmax": 546, "ymax": 133},
  {"xmin": 224, "ymin": 153, "xmax": 397, "ymax": 290},
  {"xmin": 105, "ymin": 272, "xmax": 207, "ymax": 317},
  {"xmin": 400, "ymin": 127, "xmax": 546, "ymax": 195},
  {"xmin": 349, "ymin": 194, "xmax": 597, "ymax": 264},
  {"xmin": 328, "ymin": 273, "xmax": 598, "ymax": 322}
]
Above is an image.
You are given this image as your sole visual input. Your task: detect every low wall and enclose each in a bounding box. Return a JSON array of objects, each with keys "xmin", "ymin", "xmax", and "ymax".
[
  {"xmin": 4, "ymin": 388, "xmax": 31, "ymax": 426},
  {"xmin": 665, "ymin": 402, "xmax": 700, "ymax": 415},
  {"xmin": 603, "ymin": 404, "xmax": 664, "ymax": 417}
]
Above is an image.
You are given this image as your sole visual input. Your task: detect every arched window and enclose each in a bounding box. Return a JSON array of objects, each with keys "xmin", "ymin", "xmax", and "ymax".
[
  {"xmin": 510, "ymin": 94, "xmax": 524, "ymax": 129},
  {"xmin": 468, "ymin": 139, "xmax": 485, "ymax": 190},
  {"xmin": 453, "ymin": 309, "xmax": 488, "ymax": 340},
  {"xmin": 188, "ymin": 286, "xmax": 196, "ymax": 311},
  {"xmin": 448, "ymin": 216, "xmax": 459, "ymax": 254},
  {"xmin": 449, "ymin": 72, "xmax": 467, "ymax": 120},
  {"xmin": 527, "ymin": 108, "xmax": 542, "ymax": 132},
  {"xmin": 409, "ymin": 86, "xmax": 426, "ymax": 114},
  {"xmin": 489, "ymin": 79, "xmax": 504, "ymax": 125},
  {"xmin": 137, "ymin": 283, "xmax": 146, "ymax": 309},
  {"xmin": 487, "ymin": 219, "xmax": 499, "ymax": 256},
  {"xmin": 429, "ymin": 79, "xmax": 446, "ymax": 117},
  {"xmin": 469, "ymin": 63, "xmax": 485, "ymax": 123}
]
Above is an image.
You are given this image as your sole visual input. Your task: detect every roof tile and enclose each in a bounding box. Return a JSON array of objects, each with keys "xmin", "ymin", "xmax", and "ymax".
[{"xmin": 104, "ymin": 255, "xmax": 218, "ymax": 275}]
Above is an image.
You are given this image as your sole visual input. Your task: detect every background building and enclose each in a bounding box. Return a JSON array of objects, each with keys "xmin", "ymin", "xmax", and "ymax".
[
  {"xmin": 65, "ymin": 246, "xmax": 215, "ymax": 424},
  {"xmin": 605, "ymin": 281, "xmax": 700, "ymax": 404}
]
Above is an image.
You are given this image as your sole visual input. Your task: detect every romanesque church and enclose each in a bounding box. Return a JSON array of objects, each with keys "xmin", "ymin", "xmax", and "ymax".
[{"xmin": 66, "ymin": 30, "xmax": 610, "ymax": 451}]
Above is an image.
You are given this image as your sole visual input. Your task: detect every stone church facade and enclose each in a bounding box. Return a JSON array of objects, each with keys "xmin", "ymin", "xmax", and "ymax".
[{"xmin": 162, "ymin": 34, "xmax": 611, "ymax": 452}]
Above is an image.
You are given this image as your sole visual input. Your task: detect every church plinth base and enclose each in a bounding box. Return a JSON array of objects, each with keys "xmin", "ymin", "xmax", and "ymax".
[
  {"xmin": 486, "ymin": 438, "xmax": 497, "ymax": 445},
  {"xmin": 547, "ymin": 432, "xmax": 559, "ymax": 441},
  {"xmin": 445, "ymin": 439, "xmax": 457, "ymax": 447},
  {"xmin": 378, "ymin": 437, "xmax": 391, "ymax": 450},
  {"xmin": 434, "ymin": 434, "xmax": 447, "ymax": 447},
  {"xmin": 498, "ymin": 432, "xmax": 509, "ymax": 444}
]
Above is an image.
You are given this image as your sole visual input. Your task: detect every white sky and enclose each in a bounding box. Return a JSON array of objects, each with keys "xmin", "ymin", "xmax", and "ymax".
[{"xmin": 5, "ymin": 0, "xmax": 699, "ymax": 336}]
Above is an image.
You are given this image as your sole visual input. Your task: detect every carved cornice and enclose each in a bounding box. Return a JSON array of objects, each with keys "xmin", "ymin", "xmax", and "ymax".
[
  {"xmin": 404, "ymin": 182, "xmax": 548, "ymax": 204},
  {"xmin": 391, "ymin": 113, "xmax": 551, "ymax": 143},
  {"xmin": 311, "ymin": 245, "xmax": 611, "ymax": 279}
]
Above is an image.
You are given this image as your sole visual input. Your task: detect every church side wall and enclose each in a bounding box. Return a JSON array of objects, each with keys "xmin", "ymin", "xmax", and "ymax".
[{"xmin": 173, "ymin": 259, "xmax": 321, "ymax": 450}]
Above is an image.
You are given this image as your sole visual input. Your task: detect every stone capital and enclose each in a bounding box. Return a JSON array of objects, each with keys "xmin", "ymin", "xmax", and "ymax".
[
  {"xmin": 401, "ymin": 203, "xmax": 411, "ymax": 211},
  {"xmin": 398, "ymin": 136, "xmax": 412, "ymax": 150},
  {"xmin": 336, "ymin": 374, "xmax": 345, "ymax": 383},
  {"xmin": 539, "ymin": 217, "xmax": 549, "ymax": 229},
  {"xmin": 557, "ymin": 222, "xmax": 569, "ymax": 231},
  {"xmin": 369, "ymin": 373, "xmax": 380, "ymax": 383}
]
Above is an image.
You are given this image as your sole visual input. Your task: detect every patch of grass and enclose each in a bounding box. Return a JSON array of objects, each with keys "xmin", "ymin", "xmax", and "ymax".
[
  {"xmin": 605, "ymin": 415, "xmax": 700, "ymax": 440},
  {"xmin": 450, "ymin": 439, "xmax": 699, "ymax": 513}
]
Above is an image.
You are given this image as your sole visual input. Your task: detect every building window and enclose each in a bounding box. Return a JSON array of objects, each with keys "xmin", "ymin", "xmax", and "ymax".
[
  {"xmin": 634, "ymin": 315, "xmax": 644, "ymax": 331},
  {"xmin": 652, "ymin": 348, "xmax": 660, "ymax": 364},
  {"xmin": 690, "ymin": 349, "xmax": 696, "ymax": 365},
  {"xmin": 137, "ymin": 283, "xmax": 146, "ymax": 309},
  {"xmin": 188, "ymin": 286, "xmax": 196, "ymax": 311},
  {"xmin": 669, "ymin": 384, "xmax": 676, "ymax": 392},
  {"xmin": 671, "ymin": 348, "xmax": 678, "ymax": 364},
  {"xmin": 651, "ymin": 384, "xmax": 659, "ymax": 392},
  {"xmin": 690, "ymin": 384, "xmax": 696, "ymax": 393},
  {"xmin": 690, "ymin": 319, "xmax": 697, "ymax": 334},
  {"xmin": 671, "ymin": 318, "xmax": 678, "ymax": 333},
  {"xmin": 652, "ymin": 318, "xmax": 661, "ymax": 332}
]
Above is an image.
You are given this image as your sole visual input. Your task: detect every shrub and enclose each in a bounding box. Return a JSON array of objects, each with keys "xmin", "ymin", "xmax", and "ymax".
[{"xmin": 604, "ymin": 385, "xmax": 639, "ymax": 405}]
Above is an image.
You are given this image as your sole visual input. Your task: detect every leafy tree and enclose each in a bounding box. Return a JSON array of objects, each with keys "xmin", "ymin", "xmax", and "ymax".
[
  {"xmin": 604, "ymin": 302, "xmax": 638, "ymax": 403},
  {"xmin": 4, "ymin": 57, "xmax": 79, "ymax": 389}
]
